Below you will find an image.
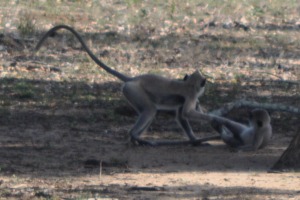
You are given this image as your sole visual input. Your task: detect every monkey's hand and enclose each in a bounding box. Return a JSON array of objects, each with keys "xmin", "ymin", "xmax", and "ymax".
[{"xmin": 190, "ymin": 139, "xmax": 211, "ymax": 147}]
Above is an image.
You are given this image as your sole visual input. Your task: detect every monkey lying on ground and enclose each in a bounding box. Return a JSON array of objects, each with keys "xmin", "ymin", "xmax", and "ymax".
[
  {"xmin": 210, "ymin": 109, "xmax": 272, "ymax": 151},
  {"xmin": 35, "ymin": 25, "xmax": 221, "ymax": 146},
  {"xmin": 183, "ymin": 74, "xmax": 272, "ymax": 151}
]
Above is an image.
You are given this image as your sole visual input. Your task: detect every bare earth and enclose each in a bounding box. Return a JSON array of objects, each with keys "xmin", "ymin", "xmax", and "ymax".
[
  {"xmin": 0, "ymin": 107, "xmax": 299, "ymax": 199},
  {"xmin": 0, "ymin": 1, "xmax": 300, "ymax": 199}
]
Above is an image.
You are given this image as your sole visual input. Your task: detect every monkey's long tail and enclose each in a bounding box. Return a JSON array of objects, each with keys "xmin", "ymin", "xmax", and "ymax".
[{"xmin": 34, "ymin": 24, "xmax": 131, "ymax": 82}]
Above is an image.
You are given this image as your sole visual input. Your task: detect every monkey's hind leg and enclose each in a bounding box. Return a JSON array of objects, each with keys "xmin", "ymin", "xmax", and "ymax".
[
  {"xmin": 211, "ymin": 117, "xmax": 245, "ymax": 148},
  {"xmin": 129, "ymin": 111, "xmax": 157, "ymax": 146},
  {"xmin": 122, "ymin": 82, "xmax": 158, "ymax": 146}
]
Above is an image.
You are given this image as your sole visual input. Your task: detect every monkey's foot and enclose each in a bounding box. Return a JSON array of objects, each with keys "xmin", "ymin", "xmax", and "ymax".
[
  {"xmin": 130, "ymin": 137, "xmax": 211, "ymax": 147},
  {"xmin": 130, "ymin": 137, "xmax": 157, "ymax": 146},
  {"xmin": 190, "ymin": 140, "xmax": 212, "ymax": 147}
]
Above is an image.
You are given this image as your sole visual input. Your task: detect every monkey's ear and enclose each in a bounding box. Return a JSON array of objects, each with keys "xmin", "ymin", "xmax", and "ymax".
[
  {"xmin": 201, "ymin": 79, "xmax": 206, "ymax": 87},
  {"xmin": 183, "ymin": 74, "xmax": 189, "ymax": 81},
  {"xmin": 256, "ymin": 120, "xmax": 263, "ymax": 127}
]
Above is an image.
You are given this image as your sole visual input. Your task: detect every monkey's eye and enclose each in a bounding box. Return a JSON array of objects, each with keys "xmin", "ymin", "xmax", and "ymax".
[
  {"xmin": 201, "ymin": 79, "xmax": 206, "ymax": 87},
  {"xmin": 256, "ymin": 120, "xmax": 263, "ymax": 127}
]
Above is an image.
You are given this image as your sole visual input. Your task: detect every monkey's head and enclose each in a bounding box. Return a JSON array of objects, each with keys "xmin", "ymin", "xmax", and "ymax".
[
  {"xmin": 183, "ymin": 70, "xmax": 206, "ymax": 97},
  {"xmin": 249, "ymin": 109, "xmax": 271, "ymax": 128}
]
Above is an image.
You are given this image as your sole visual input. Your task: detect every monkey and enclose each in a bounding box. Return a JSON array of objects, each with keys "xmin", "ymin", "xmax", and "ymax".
[
  {"xmin": 209, "ymin": 109, "xmax": 272, "ymax": 151},
  {"xmin": 182, "ymin": 74, "xmax": 272, "ymax": 151},
  {"xmin": 34, "ymin": 25, "xmax": 221, "ymax": 146}
]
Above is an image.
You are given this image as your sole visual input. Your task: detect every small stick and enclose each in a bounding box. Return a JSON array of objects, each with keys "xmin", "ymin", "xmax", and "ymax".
[{"xmin": 99, "ymin": 160, "xmax": 102, "ymax": 180}]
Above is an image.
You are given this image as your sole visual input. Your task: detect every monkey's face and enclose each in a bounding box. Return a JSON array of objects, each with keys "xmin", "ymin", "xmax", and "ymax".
[
  {"xmin": 249, "ymin": 109, "xmax": 271, "ymax": 128},
  {"xmin": 183, "ymin": 70, "xmax": 206, "ymax": 97},
  {"xmin": 197, "ymin": 78, "xmax": 206, "ymax": 97}
]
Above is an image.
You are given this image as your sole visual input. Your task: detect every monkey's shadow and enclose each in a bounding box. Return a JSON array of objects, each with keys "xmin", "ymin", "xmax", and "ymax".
[{"xmin": 0, "ymin": 77, "xmax": 293, "ymax": 178}]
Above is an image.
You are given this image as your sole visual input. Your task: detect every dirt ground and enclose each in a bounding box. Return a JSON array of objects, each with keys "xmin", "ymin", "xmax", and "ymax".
[
  {"xmin": 0, "ymin": 1, "xmax": 300, "ymax": 199},
  {"xmin": 0, "ymin": 104, "xmax": 299, "ymax": 199}
]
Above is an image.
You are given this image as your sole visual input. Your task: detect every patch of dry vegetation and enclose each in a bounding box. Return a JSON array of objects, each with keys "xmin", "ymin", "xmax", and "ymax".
[{"xmin": 0, "ymin": 0, "xmax": 299, "ymax": 199}]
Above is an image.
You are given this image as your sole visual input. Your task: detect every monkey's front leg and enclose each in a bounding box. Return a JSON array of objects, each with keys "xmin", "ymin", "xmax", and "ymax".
[{"xmin": 144, "ymin": 109, "xmax": 220, "ymax": 146}]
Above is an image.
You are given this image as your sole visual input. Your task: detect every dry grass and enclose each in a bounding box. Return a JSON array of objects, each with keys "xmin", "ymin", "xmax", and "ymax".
[{"xmin": 0, "ymin": 0, "xmax": 299, "ymax": 199}]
